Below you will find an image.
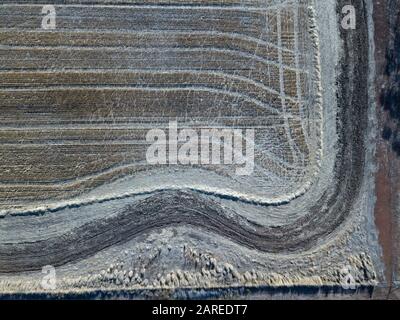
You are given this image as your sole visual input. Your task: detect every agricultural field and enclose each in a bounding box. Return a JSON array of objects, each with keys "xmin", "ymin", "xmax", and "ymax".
[{"xmin": 0, "ymin": 0, "xmax": 398, "ymax": 300}]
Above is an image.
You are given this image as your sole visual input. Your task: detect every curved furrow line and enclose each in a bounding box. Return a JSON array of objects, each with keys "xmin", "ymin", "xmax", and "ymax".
[
  {"xmin": 0, "ymin": 47, "xmax": 300, "ymax": 93},
  {"xmin": 0, "ymin": 29, "xmax": 297, "ymax": 55},
  {"xmin": 0, "ymin": 2, "xmax": 296, "ymax": 11},
  {"xmin": 0, "ymin": 180, "xmax": 355, "ymax": 273},
  {"xmin": 0, "ymin": 45, "xmax": 300, "ymax": 74},
  {"xmin": 0, "ymin": 160, "xmax": 311, "ymax": 211},
  {"xmin": 0, "ymin": 69, "xmax": 302, "ymax": 105},
  {"xmin": 0, "ymin": 86, "xmax": 283, "ymax": 115},
  {"xmin": 0, "ymin": 28, "xmax": 296, "ymax": 57}
]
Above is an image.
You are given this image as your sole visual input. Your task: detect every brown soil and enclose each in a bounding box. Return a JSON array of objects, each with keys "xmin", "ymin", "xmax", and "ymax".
[{"xmin": 373, "ymin": 0, "xmax": 400, "ymax": 288}]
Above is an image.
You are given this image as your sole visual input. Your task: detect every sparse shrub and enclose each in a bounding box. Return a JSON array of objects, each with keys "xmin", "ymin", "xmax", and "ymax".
[{"xmin": 382, "ymin": 126, "xmax": 392, "ymax": 140}]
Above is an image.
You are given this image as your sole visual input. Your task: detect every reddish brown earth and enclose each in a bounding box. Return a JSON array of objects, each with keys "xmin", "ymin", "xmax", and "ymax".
[{"xmin": 373, "ymin": 0, "xmax": 400, "ymax": 296}]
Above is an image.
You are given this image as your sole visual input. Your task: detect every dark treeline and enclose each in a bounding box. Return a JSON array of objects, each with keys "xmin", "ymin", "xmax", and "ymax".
[{"xmin": 380, "ymin": 0, "xmax": 400, "ymax": 155}]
